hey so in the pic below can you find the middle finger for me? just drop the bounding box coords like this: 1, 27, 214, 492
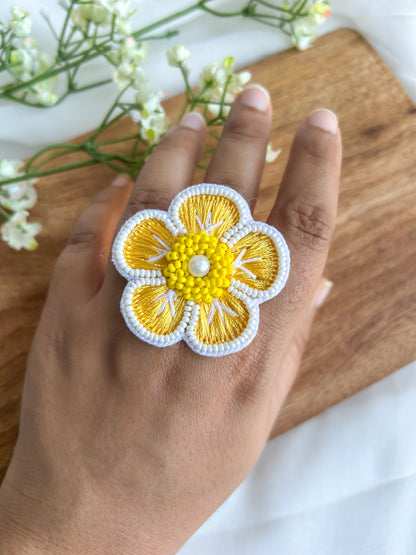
204, 85, 272, 207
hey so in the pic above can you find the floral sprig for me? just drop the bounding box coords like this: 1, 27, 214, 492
0, 0, 330, 251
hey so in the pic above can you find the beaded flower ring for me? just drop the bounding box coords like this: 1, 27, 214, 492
112, 184, 290, 357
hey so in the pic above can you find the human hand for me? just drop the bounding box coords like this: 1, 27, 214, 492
0, 86, 341, 554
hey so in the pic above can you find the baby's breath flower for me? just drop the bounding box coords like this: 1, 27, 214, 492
8, 37, 57, 105
112, 37, 148, 90
291, 17, 316, 50
198, 61, 220, 93
9, 6, 32, 38
290, 0, 331, 50
100, 0, 133, 19
1, 210, 41, 251
71, 0, 133, 34
0, 158, 24, 179
0, 159, 38, 211
198, 57, 252, 116
265, 143, 281, 163
141, 90, 164, 116
166, 44, 190, 68
34, 86, 58, 107
0, 181, 37, 211
140, 111, 168, 145
309, 0, 331, 25
71, 5, 112, 31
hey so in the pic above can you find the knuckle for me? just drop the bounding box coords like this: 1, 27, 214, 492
206, 168, 244, 192
227, 345, 270, 408
298, 127, 339, 164
225, 113, 267, 144
53, 249, 75, 278
127, 187, 173, 213
279, 199, 334, 251
66, 228, 98, 249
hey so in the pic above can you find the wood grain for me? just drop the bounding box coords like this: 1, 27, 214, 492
1, 29, 415, 479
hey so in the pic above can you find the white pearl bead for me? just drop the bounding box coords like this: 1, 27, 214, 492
188, 254, 210, 278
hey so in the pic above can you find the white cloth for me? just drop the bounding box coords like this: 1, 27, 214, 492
180, 360, 416, 555
1, 2, 415, 553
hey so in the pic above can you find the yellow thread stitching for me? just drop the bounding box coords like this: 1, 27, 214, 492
194, 290, 249, 344
178, 194, 240, 237
123, 218, 175, 270
131, 284, 186, 334
230, 232, 279, 290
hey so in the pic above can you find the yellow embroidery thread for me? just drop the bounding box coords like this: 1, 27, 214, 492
178, 194, 240, 237
230, 231, 279, 290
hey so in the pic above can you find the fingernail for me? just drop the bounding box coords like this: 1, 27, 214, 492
239, 84, 270, 112
112, 174, 130, 187
315, 278, 333, 308
180, 111, 206, 131
308, 108, 338, 134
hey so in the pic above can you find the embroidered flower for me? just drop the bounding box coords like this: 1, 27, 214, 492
112, 184, 290, 356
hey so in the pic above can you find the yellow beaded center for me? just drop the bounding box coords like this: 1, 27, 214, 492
163, 230, 234, 304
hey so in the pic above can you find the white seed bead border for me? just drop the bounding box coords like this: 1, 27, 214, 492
169, 183, 252, 235
112, 209, 180, 280
225, 221, 291, 303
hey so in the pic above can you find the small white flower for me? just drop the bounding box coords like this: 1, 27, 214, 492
198, 57, 252, 116
0, 158, 39, 212
115, 16, 131, 35
100, 0, 132, 19
291, 17, 316, 50
166, 44, 190, 68
112, 37, 148, 90
141, 90, 164, 116
0, 181, 37, 211
0, 158, 24, 178
71, 5, 112, 31
1, 210, 41, 251
198, 61, 220, 92
140, 111, 168, 145
207, 102, 231, 118
265, 142, 281, 163
34, 87, 58, 106
10, 6, 32, 38
308, 0, 331, 25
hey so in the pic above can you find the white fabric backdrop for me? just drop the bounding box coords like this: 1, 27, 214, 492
1, 2, 415, 553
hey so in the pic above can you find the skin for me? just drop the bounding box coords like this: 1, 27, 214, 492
0, 86, 342, 554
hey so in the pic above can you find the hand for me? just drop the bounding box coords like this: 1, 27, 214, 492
0, 86, 341, 554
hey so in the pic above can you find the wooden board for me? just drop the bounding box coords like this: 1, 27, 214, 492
1, 29, 415, 479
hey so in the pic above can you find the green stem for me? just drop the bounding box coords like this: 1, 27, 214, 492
58, 1, 74, 56
179, 64, 195, 99
0, 52, 102, 99
31, 148, 83, 172
25, 143, 80, 173
73, 78, 113, 93
198, 5, 246, 17
0, 205, 11, 220
132, 2, 202, 40
96, 133, 140, 146
0, 160, 99, 187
